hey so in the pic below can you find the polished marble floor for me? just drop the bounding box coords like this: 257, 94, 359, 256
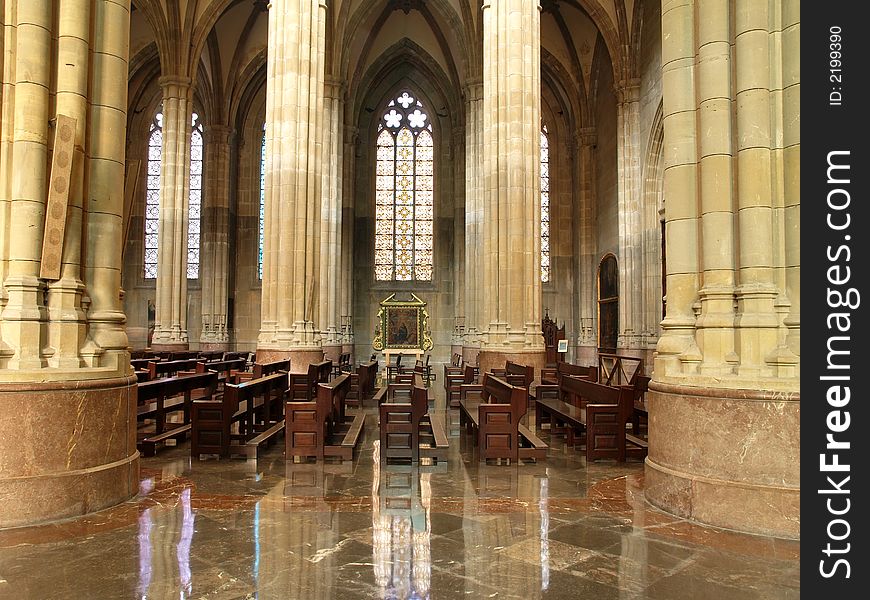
0, 388, 800, 600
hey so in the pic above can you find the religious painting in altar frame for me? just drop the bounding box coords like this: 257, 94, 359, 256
372, 293, 433, 351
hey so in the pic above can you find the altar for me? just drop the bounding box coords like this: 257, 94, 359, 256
372, 293, 432, 375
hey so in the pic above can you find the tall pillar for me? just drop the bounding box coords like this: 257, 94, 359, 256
574, 128, 597, 365
646, 0, 799, 538
615, 79, 643, 355
463, 79, 483, 364
339, 125, 358, 356
200, 125, 232, 350
151, 76, 193, 350
258, 0, 326, 370
452, 125, 466, 355
319, 77, 343, 362
0, 0, 137, 528
478, 0, 545, 376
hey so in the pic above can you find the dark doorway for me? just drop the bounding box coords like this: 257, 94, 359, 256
598, 255, 618, 353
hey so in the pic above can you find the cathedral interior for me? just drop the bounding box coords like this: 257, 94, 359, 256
0, 0, 800, 597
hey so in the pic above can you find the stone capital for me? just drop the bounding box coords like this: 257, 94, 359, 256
614, 78, 641, 103
207, 124, 233, 145
158, 75, 193, 98
463, 79, 483, 102
324, 76, 345, 100
575, 127, 597, 148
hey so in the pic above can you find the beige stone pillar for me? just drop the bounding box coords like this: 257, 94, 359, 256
151, 76, 192, 349
463, 80, 483, 363
478, 0, 545, 376
258, 0, 326, 370
0, 0, 137, 528
452, 125, 466, 351
646, 0, 799, 538
694, 0, 737, 375
733, 0, 779, 377
200, 125, 232, 350
339, 124, 357, 355
319, 77, 343, 362
654, 0, 701, 377
615, 79, 643, 354
574, 128, 597, 365
780, 0, 800, 366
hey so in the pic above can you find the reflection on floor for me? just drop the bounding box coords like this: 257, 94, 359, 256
0, 391, 800, 600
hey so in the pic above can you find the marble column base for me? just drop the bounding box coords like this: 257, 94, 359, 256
644, 381, 800, 539
0, 376, 139, 529
462, 345, 480, 366
477, 349, 547, 379
256, 348, 325, 374
198, 342, 229, 353
321, 344, 342, 364
150, 342, 189, 352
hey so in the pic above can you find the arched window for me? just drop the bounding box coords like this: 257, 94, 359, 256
144, 111, 162, 279
258, 124, 266, 280
143, 108, 204, 280
540, 125, 550, 283
187, 113, 203, 279
374, 91, 434, 281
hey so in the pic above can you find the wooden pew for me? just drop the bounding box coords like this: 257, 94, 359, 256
458, 373, 547, 462
190, 372, 288, 459
446, 363, 477, 408
379, 378, 448, 463
168, 351, 198, 361
357, 359, 378, 400
287, 360, 332, 402
285, 373, 365, 461
147, 358, 200, 380
197, 350, 225, 362
540, 361, 598, 386
195, 358, 247, 388
137, 372, 218, 456
534, 375, 646, 462
229, 358, 289, 384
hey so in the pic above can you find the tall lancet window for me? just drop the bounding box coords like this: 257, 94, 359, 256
144, 111, 163, 279
374, 91, 434, 281
187, 113, 203, 279
143, 109, 204, 279
540, 125, 551, 283
540, 125, 551, 282
259, 125, 266, 280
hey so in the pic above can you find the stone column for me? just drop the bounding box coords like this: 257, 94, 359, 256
0, 0, 137, 528
452, 125, 465, 354
258, 0, 326, 370
477, 0, 545, 376
780, 0, 800, 367
732, 0, 779, 377
574, 128, 597, 366
200, 125, 232, 350
319, 77, 343, 363
462, 79, 483, 365
646, 0, 799, 539
151, 76, 193, 350
615, 79, 643, 355
339, 125, 358, 357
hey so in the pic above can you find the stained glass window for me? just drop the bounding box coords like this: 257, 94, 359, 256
187, 113, 203, 279
375, 91, 434, 281
144, 112, 163, 279
259, 125, 266, 280
143, 109, 204, 280
541, 125, 550, 283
